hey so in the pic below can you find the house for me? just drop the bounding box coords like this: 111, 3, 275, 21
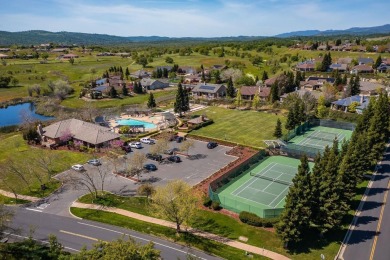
187, 115, 209, 127
358, 57, 374, 65
0, 48, 10, 52
280, 89, 322, 102
300, 76, 335, 91
350, 64, 374, 74
240, 86, 270, 101
331, 46, 344, 51
377, 63, 390, 73
329, 63, 348, 72
61, 53, 79, 59
130, 70, 151, 79
38, 119, 120, 148
317, 45, 328, 51
177, 66, 197, 75
97, 52, 114, 56
359, 80, 386, 96
51, 48, 69, 53
0, 54, 9, 59
296, 61, 315, 71
331, 95, 369, 112
264, 76, 280, 88
191, 83, 226, 99
337, 57, 353, 64
140, 78, 169, 90
183, 74, 201, 84
114, 53, 130, 57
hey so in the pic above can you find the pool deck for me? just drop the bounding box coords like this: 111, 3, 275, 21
108, 113, 165, 132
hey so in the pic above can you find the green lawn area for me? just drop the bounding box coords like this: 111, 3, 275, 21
190, 107, 286, 148
0, 134, 92, 197
0, 194, 30, 204
70, 208, 267, 260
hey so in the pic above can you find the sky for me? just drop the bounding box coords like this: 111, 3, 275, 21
0, 0, 389, 37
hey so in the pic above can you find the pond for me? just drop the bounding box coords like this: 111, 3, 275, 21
0, 102, 54, 127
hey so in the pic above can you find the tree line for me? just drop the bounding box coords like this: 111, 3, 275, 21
277, 92, 390, 248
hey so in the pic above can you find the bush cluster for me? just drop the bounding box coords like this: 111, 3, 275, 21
239, 211, 279, 228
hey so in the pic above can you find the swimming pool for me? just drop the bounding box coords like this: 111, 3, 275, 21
116, 118, 157, 129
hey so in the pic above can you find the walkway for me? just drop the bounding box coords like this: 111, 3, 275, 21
72, 201, 290, 260
0, 189, 40, 202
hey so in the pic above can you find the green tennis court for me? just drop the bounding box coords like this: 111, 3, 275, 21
214, 156, 312, 218
289, 126, 353, 150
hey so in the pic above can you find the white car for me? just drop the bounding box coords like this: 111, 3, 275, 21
130, 142, 143, 149
140, 137, 155, 144
71, 164, 85, 171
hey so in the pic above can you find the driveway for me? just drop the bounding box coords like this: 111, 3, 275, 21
25, 139, 236, 217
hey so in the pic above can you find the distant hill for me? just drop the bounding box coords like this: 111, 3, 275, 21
275, 24, 390, 38
0, 24, 390, 45
0, 30, 265, 46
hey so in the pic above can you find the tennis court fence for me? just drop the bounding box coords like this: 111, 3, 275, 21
281, 143, 323, 159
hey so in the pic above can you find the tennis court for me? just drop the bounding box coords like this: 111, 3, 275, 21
213, 156, 312, 218
288, 126, 353, 150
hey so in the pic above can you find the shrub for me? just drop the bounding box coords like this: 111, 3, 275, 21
211, 201, 221, 210
202, 196, 212, 207
239, 211, 263, 227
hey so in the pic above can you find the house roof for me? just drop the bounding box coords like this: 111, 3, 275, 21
130, 70, 150, 77
42, 118, 119, 145
93, 85, 109, 92
332, 95, 369, 107
281, 89, 322, 100
187, 116, 207, 125
306, 76, 335, 83
296, 63, 315, 70
0, 54, 9, 58
192, 83, 225, 93
140, 78, 169, 86
351, 64, 374, 72
358, 57, 374, 64
329, 63, 348, 70
360, 81, 386, 92
240, 86, 271, 97
337, 57, 352, 64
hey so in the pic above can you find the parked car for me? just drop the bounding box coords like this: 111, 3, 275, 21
143, 163, 157, 171
140, 137, 155, 144
163, 148, 180, 155
167, 155, 181, 163
130, 142, 142, 149
71, 164, 85, 171
146, 153, 162, 162
207, 142, 218, 149
87, 159, 101, 166
122, 145, 132, 153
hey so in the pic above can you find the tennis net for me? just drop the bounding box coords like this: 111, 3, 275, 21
306, 132, 338, 142
250, 172, 293, 186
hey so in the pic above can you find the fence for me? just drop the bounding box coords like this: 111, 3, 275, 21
281, 143, 323, 159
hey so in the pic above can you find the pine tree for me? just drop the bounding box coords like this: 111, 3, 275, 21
174, 83, 184, 117
309, 153, 323, 223
235, 88, 242, 107
122, 84, 128, 96
262, 71, 269, 81
109, 86, 117, 98
125, 67, 130, 78
342, 74, 348, 85
374, 55, 382, 69
316, 95, 328, 118
226, 77, 235, 98
147, 93, 156, 108
252, 92, 260, 110
270, 81, 279, 103
285, 109, 295, 132
273, 119, 283, 138
182, 87, 190, 113
277, 155, 312, 247
351, 75, 360, 96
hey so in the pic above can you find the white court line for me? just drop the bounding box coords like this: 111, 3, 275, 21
234, 192, 278, 207
241, 186, 279, 197
268, 185, 290, 208
230, 162, 276, 196
231, 163, 276, 197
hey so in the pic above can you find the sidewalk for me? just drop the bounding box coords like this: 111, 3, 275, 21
0, 189, 40, 202
72, 201, 290, 260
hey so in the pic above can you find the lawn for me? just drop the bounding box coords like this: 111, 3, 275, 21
0, 194, 30, 204
190, 107, 286, 148
70, 208, 267, 260
0, 134, 92, 197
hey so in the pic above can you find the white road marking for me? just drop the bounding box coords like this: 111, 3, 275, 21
25, 208, 43, 212
77, 222, 207, 260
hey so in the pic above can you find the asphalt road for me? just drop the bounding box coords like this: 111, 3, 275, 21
342, 144, 390, 260
7, 207, 222, 260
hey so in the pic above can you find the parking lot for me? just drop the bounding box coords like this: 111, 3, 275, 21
117, 138, 237, 186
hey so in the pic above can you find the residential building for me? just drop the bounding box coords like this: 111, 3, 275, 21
280, 89, 322, 102
350, 64, 374, 74
240, 86, 270, 101
331, 95, 369, 112
296, 61, 315, 72
329, 63, 348, 72
191, 83, 226, 99
130, 70, 151, 79
358, 57, 374, 65
140, 78, 169, 90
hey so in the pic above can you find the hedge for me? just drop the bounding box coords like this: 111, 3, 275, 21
239, 211, 279, 228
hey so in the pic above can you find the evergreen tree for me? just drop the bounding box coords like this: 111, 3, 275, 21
174, 83, 184, 116
342, 74, 348, 85
125, 67, 130, 78
122, 84, 128, 96
235, 88, 242, 107
374, 55, 382, 69
351, 75, 360, 96
309, 153, 323, 223
277, 155, 312, 247
270, 81, 279, 103
182, 87, 190, 113
262, 71, 269, 81
316, 95, 328, 118
147, 93, 156, 108
226, 77, 235, 98
285, 109, 296, 132
252, 92, 260, 110
109, 86, 117, 98
273, 119, 283, 138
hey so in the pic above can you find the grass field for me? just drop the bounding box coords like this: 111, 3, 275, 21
0, 194, 30, 204
190, 107, 286, 148
0, 133, 92, 196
